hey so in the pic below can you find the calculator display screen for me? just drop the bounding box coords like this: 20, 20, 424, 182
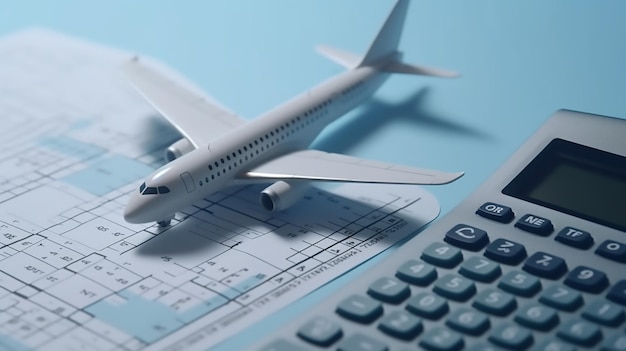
503, 138, 626, 232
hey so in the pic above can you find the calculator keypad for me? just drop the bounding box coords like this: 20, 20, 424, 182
259, 200, 626, 351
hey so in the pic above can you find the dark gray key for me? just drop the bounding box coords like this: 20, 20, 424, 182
498, 270, 541, 297
260, 339, 310, 351
564, 265, 609, 293
459, 256, 501, 282
602, 332, 626, 351
377, 310, 422, 340
395, 260, 437, 286
433, 274, 476, 301
336, 294, 383, 323
514, 303, 558, 330
581, 299, 625, 326
472, 288, 516, 316
444, 224, 489, 251
367, 277, 410, 304
488, 323, 533, 350
296, 316, 342, 347
405, 292, 449, 319
556, 318, 602, 347
336, 333, 388, 351
531, 338, 575, 351
419, 327, 464, 351
538, 285, 583, 311
421, 242, 463, 268
445, 307, 490, 336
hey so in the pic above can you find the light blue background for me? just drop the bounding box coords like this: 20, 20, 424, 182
2, 1, 626, 350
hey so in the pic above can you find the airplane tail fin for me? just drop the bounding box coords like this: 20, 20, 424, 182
317, 0, 459, 78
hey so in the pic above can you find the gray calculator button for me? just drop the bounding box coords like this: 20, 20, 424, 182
467, 343, 505, 351
296, 316, 342, 347
419, 327, 464, 351
405, 292, 449, 319
377, 310, 422, 340
498, 270, 541, 297
445, 307, 490, 336
421, 242, 463, 268
336, 294, 383, 323
395, 260, 437, 286
459, 256, 501, 282
603, 332, 626, 351
581, 299, 625, 326
433, 274, 476, 301
367, 277, 410, 304
538, 285, 583, 311
336, 333, 388, 351
488, 323, 533, 350
472, 288, 517, 316
260, 339, 310, 351
531, 338, 575, 351
556, 318, 602, 347
514, 303, 559, 330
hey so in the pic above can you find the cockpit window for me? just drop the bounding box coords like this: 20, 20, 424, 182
158, 186, 170, 194
139, 182, 146, 193
143, 187, 158, 195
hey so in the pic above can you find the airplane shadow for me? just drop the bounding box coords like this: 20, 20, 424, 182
312, 87, 494, 154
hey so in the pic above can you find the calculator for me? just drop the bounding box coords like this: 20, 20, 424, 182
255, 110, 626, 351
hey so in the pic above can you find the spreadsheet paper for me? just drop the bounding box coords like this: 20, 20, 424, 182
0, 29, 440, 351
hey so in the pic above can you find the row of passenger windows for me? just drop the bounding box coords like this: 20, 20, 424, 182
197, 99, 333, 188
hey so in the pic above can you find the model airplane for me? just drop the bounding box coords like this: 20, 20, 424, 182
123, 0, 463, 226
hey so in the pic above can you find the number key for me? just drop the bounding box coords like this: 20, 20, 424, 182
433, 274, 476, 302
297, 316, 342, 346
459, 257, 501, 282
367, 277, 410, 304
336, 294, 383, 323
498, 270, 541, 297
539, 285, 583, 311
522, 251, 567, 279
472, 288, 517, 316
421, 242, 462, 268
395, 260, 437, 286
484, 238, 527, 265
564, 266, 609, 293
595, 239, 626, 263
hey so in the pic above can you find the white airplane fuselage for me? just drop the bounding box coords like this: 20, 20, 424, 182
124, 62, 391, 223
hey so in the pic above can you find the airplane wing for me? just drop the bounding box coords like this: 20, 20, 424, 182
121, 58, 245, 148
239, 150, 463, 185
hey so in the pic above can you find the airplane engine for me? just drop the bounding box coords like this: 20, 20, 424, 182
165, 138, 194, 162
260, 181, 309, 212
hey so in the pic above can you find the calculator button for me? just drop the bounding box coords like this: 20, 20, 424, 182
564, 266, 609, 293
556, 318, 602, 347
488, 323, 533, 350
336, 294, 383, 323
421, 242, 463, 268
607, 280, 626, 305
531, 338, 576, 351
555, 226, 594, 249
514, 303, 559, 331
459, 256, 501, 282
484, 238, 527, 265
377, 310, 422, 340
395, 260, 437, 286
445, 308, 490, 336
476, 202, 514, 223
522, 252, 567, 279
538, 285, 583, 312
581, 298, 625, 326
595, 239, 626, 263
336, 333, 387, 351
498, 271, 541, 297
296, 316, 342, 347
515, 214, 554, 236
472, 288, 517, 316
367, 277, 410, 304
444, 224, 489, 251
260, 339, 310, 351
433, 274, 476, 302
405, 292, 449, 320
419, 327, 464, 351
603, 332, 626, 351
466, 343, 505, 351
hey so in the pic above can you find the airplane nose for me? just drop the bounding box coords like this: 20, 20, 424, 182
123, 194, 148, 224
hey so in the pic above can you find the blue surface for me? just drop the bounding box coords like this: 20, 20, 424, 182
2, 1, 626, 350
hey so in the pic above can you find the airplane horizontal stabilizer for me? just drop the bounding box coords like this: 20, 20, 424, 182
315, 45, 362, 69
